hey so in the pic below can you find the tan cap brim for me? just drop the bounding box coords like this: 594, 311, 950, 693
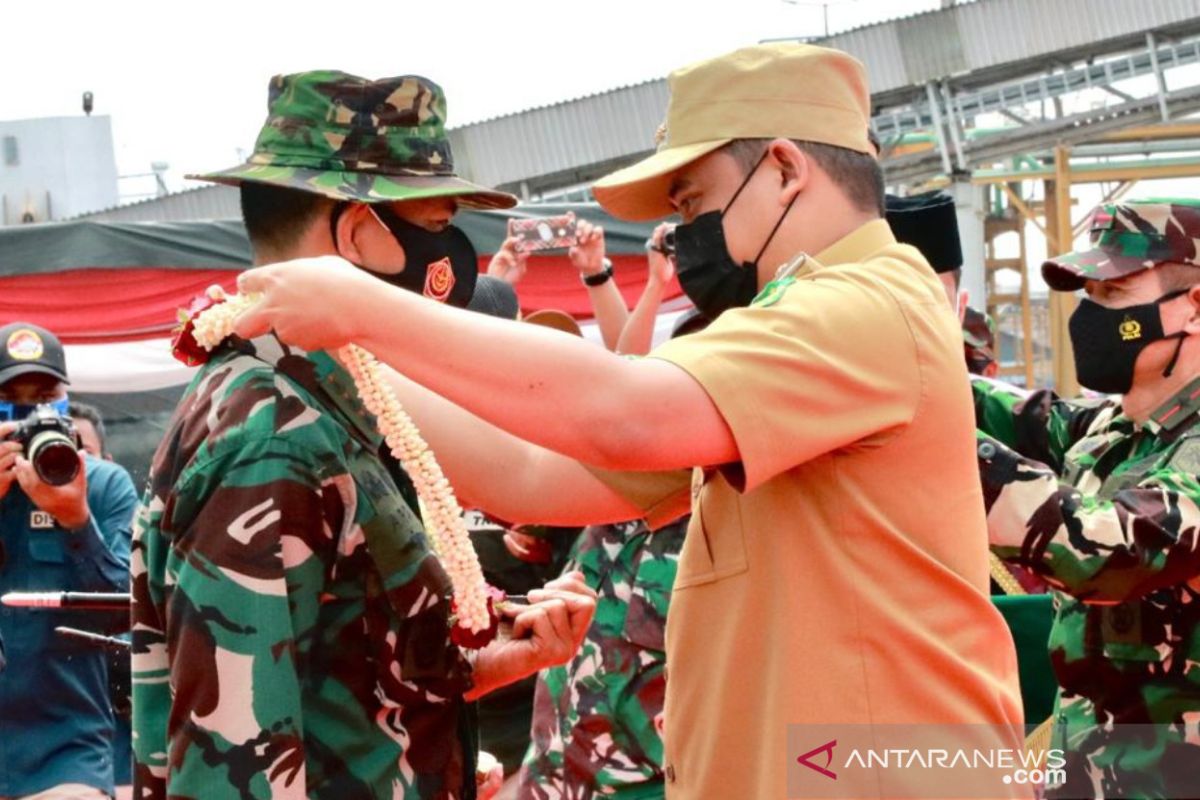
593, 139, 731, 221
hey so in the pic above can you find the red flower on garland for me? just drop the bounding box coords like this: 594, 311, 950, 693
171, 292, 228, 366
450, 585, 506, 649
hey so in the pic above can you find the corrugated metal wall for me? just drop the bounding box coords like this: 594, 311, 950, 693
447, 0, 1200, 191
79, 185, 239, 222
80, 0, 1200, 212
450, 80, 669, 191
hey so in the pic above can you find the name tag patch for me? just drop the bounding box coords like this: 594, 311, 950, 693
30, 511, 56, 529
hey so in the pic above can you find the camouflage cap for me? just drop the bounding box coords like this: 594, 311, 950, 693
190, 71, 517, 209
962, 306, 996, 351
962, 307, 998, 377
1042, 198, 1200, 291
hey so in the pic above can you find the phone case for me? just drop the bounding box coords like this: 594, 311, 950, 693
510, 214, 578, 252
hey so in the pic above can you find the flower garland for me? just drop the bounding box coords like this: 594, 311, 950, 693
177, 286, 498, 646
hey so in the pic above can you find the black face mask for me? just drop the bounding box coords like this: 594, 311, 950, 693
332, 203, 479, 308
1069, 289, 1190, 395
673, 153, 799, 320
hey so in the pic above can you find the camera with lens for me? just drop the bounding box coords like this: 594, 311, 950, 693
646, 227, 676, 257
4, 405, 80, 486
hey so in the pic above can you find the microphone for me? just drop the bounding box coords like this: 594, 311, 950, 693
55, 627, 130, 651
1, 592, 131, 611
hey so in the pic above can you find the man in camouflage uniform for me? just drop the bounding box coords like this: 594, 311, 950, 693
517, 519, 686, 800
515, 307, 705, 800
974, 199, 1200, 798
963, 307, 999, 377
131, 71, 595, 799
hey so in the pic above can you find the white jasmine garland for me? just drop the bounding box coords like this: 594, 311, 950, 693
188, 286, 493, 635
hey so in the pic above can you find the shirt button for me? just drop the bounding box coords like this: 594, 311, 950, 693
977, 441, 996, 459
665, 765, 676, 783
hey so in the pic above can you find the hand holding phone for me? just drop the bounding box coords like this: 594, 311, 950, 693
509, 212, 579, 252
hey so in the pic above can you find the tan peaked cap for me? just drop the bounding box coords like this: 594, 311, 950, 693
593, 43, 873, 221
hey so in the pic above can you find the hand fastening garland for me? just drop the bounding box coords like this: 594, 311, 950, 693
176, 286, 497, 646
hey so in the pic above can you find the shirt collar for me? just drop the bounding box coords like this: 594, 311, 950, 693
812, 218, 898, 267
247, 334, 384, 449
1144, 375, 1200, 437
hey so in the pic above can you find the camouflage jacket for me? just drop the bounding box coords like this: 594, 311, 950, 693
974, 376, 1200, 798
131, 335, 475, 799
517, 519, 687, 800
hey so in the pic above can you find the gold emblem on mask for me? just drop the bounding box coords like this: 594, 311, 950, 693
1119, 317, 1142, 341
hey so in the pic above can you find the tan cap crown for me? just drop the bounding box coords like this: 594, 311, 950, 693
593, 43, 872, 221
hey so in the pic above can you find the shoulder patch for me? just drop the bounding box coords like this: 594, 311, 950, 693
751, 276, 797, 308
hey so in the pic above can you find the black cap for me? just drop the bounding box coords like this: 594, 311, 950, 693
467, 275, 520, 320
0, 322, 69, 386
885, 191, 963, 274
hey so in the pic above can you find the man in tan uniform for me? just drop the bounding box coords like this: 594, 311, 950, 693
235, 44, 1025, 798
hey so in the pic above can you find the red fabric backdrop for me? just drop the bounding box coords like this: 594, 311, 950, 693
0, 255, 682, 344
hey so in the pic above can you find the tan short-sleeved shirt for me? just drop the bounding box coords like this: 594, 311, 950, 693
605, 220, 1024, 799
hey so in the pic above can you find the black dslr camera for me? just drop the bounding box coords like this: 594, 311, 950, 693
646, 228, 676, 257
4, 405, 80, 485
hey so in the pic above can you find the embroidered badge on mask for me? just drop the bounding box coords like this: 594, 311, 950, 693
423, 258, 455, 303
30, 511, 55, 529
1119, 316, 1142, 341
751, 276, 797, 308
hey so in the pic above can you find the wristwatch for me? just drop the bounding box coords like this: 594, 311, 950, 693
582, 258, 614, 287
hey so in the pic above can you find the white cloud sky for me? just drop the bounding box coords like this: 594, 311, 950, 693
0, 0, 951, 195
2, 0, 1195, 233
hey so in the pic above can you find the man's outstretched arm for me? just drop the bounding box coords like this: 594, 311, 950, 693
235, 257, 739, 473
380, 366, 691, 527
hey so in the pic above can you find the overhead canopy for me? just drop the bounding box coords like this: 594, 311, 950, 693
0, 205, 681, 343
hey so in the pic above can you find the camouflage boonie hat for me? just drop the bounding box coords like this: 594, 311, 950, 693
190, 71, 517, 209
1042, 198, 1200, 291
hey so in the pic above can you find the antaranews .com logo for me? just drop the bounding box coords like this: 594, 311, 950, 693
787, 725, 1063, 799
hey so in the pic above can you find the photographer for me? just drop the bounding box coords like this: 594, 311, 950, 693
616, 223, 683, 355
0, 322, 136, 800
489, 217, 631, 352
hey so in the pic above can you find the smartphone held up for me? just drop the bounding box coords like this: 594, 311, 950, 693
509, 212, 579, 253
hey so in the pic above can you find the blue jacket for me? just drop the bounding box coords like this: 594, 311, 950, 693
0, 455, 136, 796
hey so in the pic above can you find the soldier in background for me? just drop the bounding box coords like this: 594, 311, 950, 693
962, 310, 999, 378
516, 517, 684, 800
516, 285, 703, 800
974, 199, 1200, 797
